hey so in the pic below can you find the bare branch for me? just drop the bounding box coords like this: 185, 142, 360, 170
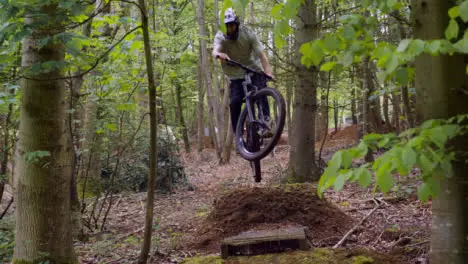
333, 201, 382, 248
19, 26, 142, 82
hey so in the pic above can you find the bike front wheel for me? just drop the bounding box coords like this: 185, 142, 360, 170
251, 160, 261, 182
235, 87, 286, 161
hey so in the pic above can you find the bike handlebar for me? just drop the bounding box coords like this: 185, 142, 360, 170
217, 57, 273, 81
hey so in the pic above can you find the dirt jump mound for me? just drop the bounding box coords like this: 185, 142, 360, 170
194, 184, 353, 249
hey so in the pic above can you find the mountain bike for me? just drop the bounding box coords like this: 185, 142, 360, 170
226, 59, 286, 182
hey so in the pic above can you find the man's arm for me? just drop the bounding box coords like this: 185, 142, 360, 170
259, 51, 273, 79
249, 27, 274, 79
213, 32, 230, 61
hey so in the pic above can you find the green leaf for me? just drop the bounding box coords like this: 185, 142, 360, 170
428, 126, 448, 148
232, 0, 248, 13
386, 54, 399, 73
395, 68, 409, 84
377, 136, 390, 148
357, 168, 372, 187
328, 151, 343, 173
130, 40, 143, 51
427, 40, 442, 55
332, 63, 345, 75
0, 54, 15, 62
418, 153, 433, 174
387, 0, 397, 8
323, 35, 340, 52
116, 103, 136, 111
417, 183, 431, 202
440, 157, 453, 178
460, 1, 468, 22
274, 23, 287, 48
442, 124, 459, 139
453, 36, 468, 53
341, 150, 353, 169
445, 19, 459, 40
283, 0, 301, 18
402, 146, 417, 173
320, 61, 336, 72
362, 0, 373, 7
343, 25, 355, 41
409, 39, 425, 57
105, 123, 118, 132
343, 51, 354, 67
318, 169, 332, 197
301, 42, 324, 66
333, 173, 346, 191
396, 39, 411, 52
421, 119, 443, 129
277, 19, 291, 35
448, 6, 460, 19
363, 133, 383, 145
376, 162, 394, 193
270, 4, 283, 20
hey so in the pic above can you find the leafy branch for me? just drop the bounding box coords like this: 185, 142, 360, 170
318, 115, 468, 201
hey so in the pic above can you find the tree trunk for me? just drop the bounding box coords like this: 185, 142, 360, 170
401, 85, 414, 128
175, 82, 190, 152
315, 94, 327, 141
286, 76, 293, 137
81, 100, 103, 198
369, 63, 384, 133
196, 53, 205, 152
350, 68, 358, 125
13, 3, 77, 263
383, 93, 392, 132
333, 99, 339, 132
351, 91, 358, 126
220, 77, 233, 164
221, 115, 234, 164
412, 1, 468, 263
315, 72, 328, 141
196, 0, 221, 157
394, 8, 415, 129
361, 57, 374, 162
392, 92, 401, 134
0, 65, 16, 204
288, 0, 320, 182
70, 17, 93, 241
137, 0, 158, 262
286, 32, 295, 138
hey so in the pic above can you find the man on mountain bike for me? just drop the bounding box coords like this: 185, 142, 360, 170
212, 8, 274, 136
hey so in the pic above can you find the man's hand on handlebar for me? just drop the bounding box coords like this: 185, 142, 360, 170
215, 52, 230, 62
264, 71, 275, 81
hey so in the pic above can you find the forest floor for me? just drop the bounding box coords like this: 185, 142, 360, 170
0, 126, 431, 264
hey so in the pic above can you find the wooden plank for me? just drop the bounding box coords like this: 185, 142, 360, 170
221, 227, 309, 258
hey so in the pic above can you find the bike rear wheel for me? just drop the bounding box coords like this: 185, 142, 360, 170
235, 87, 286, 161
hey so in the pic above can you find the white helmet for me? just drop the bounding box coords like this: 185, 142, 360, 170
224, 8, 238, 24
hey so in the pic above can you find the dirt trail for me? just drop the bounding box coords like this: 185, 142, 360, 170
0, 127, 431, 263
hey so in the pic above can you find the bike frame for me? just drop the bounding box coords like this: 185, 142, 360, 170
227, 59, 270, 128
242, 73, 258, 124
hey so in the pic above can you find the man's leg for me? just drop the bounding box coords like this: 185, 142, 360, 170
252, 74, 270, 121
229, 79, 245, 133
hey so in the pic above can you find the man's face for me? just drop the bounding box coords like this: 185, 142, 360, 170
226, 22, 237, 36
